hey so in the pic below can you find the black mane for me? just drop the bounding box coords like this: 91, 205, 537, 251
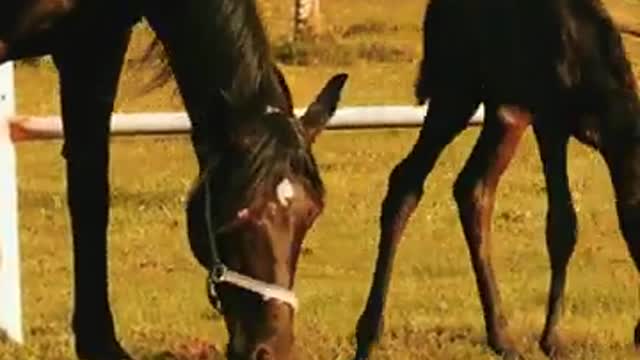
209, 0, 288, 112
210, 114, 324, 212
142, 0, 290, 117
142, 0, 324, 202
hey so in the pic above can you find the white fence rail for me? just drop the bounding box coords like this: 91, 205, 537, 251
0, 60, 486, 345
9, 105, 485, 141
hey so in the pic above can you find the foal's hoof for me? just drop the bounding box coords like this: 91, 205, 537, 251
353, 315, 384, 360
353, 333, 376, 360
353, 345, 374, 360
539, 337, 567, 359
488, 335, 523, 360
538, 333, 570, 359
502, 350, 524, 360
76, 339, 133, 360
635, 322, 640, 349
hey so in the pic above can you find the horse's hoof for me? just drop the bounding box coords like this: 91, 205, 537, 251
634, 322, 640, 349
539, 332, 570, 359
488, 334, 523, 360
353, 347, 371, 360
353, 315, 383, 360
76, 339, 133, 360
502, 350, 524, 360
353, 338, 374, 360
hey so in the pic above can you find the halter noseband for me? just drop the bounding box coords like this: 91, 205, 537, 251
203, 153, 299, 313
206, 263, 299, 311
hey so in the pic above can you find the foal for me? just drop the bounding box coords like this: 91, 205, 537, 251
355, 0, 640, 358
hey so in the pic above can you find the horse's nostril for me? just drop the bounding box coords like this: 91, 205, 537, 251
253, 345, 275, 360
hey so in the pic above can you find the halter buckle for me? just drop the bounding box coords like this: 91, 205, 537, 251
207, 264, 227, 312
209, 263, 227, 283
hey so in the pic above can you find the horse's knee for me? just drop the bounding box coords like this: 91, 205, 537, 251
545, 205, 578, 260
387, 157, 425, 194
454, 175, 494, 250
453, 175, 485, 218
186, 186, 212, 268
380, 160, 425, 225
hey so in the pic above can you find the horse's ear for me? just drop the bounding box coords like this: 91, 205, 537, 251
299, 73, 348, 144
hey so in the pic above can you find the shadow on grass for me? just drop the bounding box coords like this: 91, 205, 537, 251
138, 350, 223, 360
136, 343, 224, 360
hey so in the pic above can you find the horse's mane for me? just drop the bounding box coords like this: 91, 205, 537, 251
138, 0, 289, 114
136, 0, 324, 199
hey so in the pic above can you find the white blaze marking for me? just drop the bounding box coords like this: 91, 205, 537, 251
265, 105, 282, 115
276, 178, 295, 206
237, 208, 250, 220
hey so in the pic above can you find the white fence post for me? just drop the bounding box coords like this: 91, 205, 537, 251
293, 0, 322, 40
0, 61, 23, 344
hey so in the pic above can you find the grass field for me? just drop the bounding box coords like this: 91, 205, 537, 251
3, 0, 640, 359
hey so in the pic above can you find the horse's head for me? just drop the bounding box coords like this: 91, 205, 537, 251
186, 72, 348, 359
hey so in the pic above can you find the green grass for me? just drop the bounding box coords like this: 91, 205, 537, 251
2, 129, 639, 359
3, 0, 640, 359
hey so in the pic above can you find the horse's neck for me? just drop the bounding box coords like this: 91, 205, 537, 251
144, 0, 281, 133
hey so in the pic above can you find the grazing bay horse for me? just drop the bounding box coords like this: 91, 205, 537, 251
1, 1, 348, 359
354, 0, 640, 358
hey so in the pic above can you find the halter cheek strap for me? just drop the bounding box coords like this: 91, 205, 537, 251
203, 176, 299, 312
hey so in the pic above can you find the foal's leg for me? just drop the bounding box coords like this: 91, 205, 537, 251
603, 142, 640, 351
354, 94, 480, 359
453, 105, 531, 358
53, 29, 131, 360
533, 124, 577, 357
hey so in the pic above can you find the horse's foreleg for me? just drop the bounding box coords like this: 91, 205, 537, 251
453, 105, 530, 359
533, 123, 577, 357
53, 28, 131, 360
354, 94, 479, 359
